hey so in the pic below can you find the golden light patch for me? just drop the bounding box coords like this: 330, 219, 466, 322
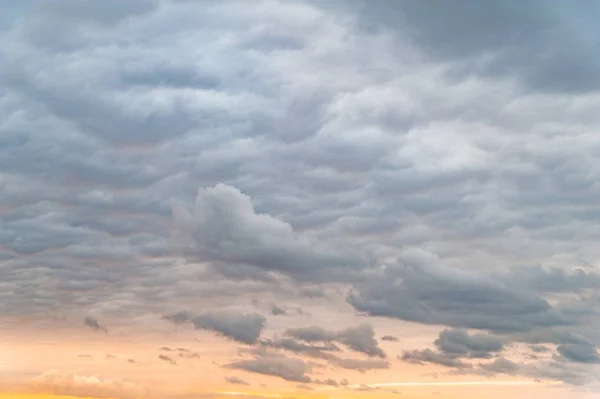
0, 394, 119, 399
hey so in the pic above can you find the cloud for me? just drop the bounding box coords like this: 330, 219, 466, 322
225, 376, 250, 386
191, 310, 266, 345
348, 248, 577, 333
399, 328, 504, 370
260, 337, 340, 357
330, 358, 389, 372
31, 369, 141, 399
434, 329, 504, 359
227, 352, 313, 383
499, 266, 600, 294
172, 183, 371, 281
271, 305, 288, 316
285, 323, 386, 358
162, 311, 193, 325
347, 0, 600, 94
401, 349, 472, 369
336, 324, 387, 358
381, 335, 399, 342
2, 0, 600, 392
163, 309, 267, 345
530, 345, 550, 353
35, 0, 158, 27
285, 326, 337, 343
470, 358, 595, 386
83, 316, 107, 333
479, 357, 520, 375
557, 344, 600, 364
158, 354, 176, 365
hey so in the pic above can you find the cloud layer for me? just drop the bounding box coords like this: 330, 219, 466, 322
1, 0, 600, 396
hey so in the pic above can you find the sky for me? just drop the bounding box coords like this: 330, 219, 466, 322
0, 0, 600, 398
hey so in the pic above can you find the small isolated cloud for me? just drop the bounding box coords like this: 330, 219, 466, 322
381, 335, 399, 342
271, 305, 288, 316
158, 354, 176, 365
31, 369, 140, 399
225, 376, 250, 385
84, 316, 107, 333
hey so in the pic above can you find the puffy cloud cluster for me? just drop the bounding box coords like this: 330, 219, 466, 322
31, 369, 141, 399
173, 184, 371, 282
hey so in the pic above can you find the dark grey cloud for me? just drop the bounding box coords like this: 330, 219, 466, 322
557, 344, 600, 364
434, 329, 504, 359
348, 248, 577, 333
346, 0, 600, 93
190, 310, 266, 345
163, 310, 267, 346
271, 305, 288, 316
381, 335, 398, 342
83, 316, 107, 333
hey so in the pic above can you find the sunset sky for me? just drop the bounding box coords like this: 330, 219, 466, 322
1, 1, 600, 398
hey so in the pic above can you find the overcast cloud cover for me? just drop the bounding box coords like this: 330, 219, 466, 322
1, 0, 600, 398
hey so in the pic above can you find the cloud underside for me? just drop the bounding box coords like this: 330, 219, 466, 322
1, 0, 600, 391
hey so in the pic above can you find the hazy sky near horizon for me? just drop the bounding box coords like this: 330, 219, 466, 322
1, 1, 600, 398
